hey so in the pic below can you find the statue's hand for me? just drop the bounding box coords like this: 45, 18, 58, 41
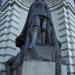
15, 35, 24, 48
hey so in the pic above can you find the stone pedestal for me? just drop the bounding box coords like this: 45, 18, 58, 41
11, 61, 67, 75
21, 61, 55, 75
6, 45, 67, 75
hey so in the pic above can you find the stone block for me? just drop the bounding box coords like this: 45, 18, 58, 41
21, 61, 55, 75
10, 61, 67, 75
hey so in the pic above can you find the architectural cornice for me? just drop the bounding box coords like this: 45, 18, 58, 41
0, 0, 14, 11
0, 0, 29, 11
17, 0, 62, 8
63, 1, 75, 14
0, 0, 75, 13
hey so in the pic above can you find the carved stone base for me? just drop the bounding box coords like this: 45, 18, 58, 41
11, 61, 67, 75
12, 61, 55, 75
22, 61, 55, 75
24, 45, 55, 61
5, 46, 67, 75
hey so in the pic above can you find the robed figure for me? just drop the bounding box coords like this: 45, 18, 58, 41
5, 0, 61, 75
16, 0, 60, 49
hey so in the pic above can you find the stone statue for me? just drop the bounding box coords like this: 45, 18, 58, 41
16, 0, 61, 48
16, 0, 61, 61
5, 0, 61, 75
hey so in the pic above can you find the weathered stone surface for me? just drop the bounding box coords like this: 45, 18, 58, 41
23, 46, 55, 61
61, 65, 67, 75
10, 61, 67, 75
21, 61, 55, 75
34, 46, 55, 61
0, 72, 6, 75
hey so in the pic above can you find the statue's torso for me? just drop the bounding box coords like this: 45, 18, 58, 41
33, 1, 48, 18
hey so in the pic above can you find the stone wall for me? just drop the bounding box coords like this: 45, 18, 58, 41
0, 0, 20, 72
50, 0, 75, 75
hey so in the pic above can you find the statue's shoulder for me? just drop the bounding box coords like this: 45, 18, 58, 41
30, 1, 36, 7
